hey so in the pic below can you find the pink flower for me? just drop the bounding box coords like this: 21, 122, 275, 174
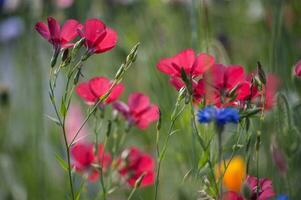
78, 18, 117, 55
201, 64, 251, 107
34, 16, 81, 51
294, 60, 301, 77
70, 143, 112, 182
65, 103, 88, 145
113, 92, 159, 129
157, 48, 214, 78
118, 147, 155, 187
76, 76, 124, 106
246, 175, 275, 200
222, 192, 244, 200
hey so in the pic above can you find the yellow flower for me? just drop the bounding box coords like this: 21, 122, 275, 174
215, 156, 246, 192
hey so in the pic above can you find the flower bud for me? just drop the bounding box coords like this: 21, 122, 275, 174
241, 182, 252, 199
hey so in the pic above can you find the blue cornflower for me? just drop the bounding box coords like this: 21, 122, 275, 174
197, 106, 216, 123
277, 194, 289, 200
197, 106, 240, 126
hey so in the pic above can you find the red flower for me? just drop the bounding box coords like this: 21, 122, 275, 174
246, 175, 275, 200
201, 64, 251, 107
34, 16, 81, 51
76, 76, 124, 105
113, 92, 159, 129
248, 73, 280, 110
294, 60, 301, 77
157, 48, 214, 78
70, 143, 112, 182
79, 18, 117, 55
118, 147, 155, 187
222, 192, 244, 200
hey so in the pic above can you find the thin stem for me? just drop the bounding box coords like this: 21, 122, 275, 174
189, 100, 219, 196
127, 187, 137, 200
217, 130, 223, 199
154, 102, 184, 200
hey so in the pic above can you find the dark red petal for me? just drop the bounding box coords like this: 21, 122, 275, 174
60, 19, 81, 44
83, 18, 106, 49
88, 77, 110, 98
70, 143, 95, 169
34, 22, 50, 40
94, 28, 118, 53
128, 92, 150, 114
76, 82, 97, 104
192, 53, 215, 76
294, 60, 301, 77
225, 65, 246, 90
106, 83, 124, 103
47, 17, 61, 44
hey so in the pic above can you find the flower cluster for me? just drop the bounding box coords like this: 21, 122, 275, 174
36, 16, 159, 193
157, 50, 280, 111
70, 142, 155, 186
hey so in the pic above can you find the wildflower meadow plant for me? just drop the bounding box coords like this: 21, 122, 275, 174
34, 14, 291, 200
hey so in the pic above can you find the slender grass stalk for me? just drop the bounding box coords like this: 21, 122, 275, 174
154, 97, 185, 200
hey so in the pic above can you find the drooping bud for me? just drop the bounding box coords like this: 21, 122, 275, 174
257, 61, 266, 85
270, 135, 288, 175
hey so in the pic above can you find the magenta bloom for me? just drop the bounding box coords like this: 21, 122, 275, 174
118, 147, 155, 187
70, 143, 112, 182
246, 175, 275, 200
76, 76, 124, 105
222, 192, 244, 200
79, 18, 117, 55
157, 48, 215, 78
200, 64, 251, 107
294, 60, 301, 77
34, 16, 81, 51
113, 92, 159, 129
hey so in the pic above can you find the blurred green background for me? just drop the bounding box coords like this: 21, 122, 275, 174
1, 0, 301, 199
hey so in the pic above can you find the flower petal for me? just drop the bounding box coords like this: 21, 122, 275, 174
34, 21, 50, 40
76, 81, 97, 104
94, 28, 118, 53
47, 17, 61, 44
60, 19, 81, 44
128, 92, 150, 114
192, 53, 215, 76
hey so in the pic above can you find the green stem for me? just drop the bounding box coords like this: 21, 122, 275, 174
154, 101, 184, 200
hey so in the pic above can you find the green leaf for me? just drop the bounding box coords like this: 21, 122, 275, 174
198, 150, 209, 170
60, 98, 67, 117
45, 115, 60, 125
55, 153, 68, 171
